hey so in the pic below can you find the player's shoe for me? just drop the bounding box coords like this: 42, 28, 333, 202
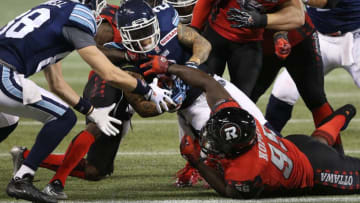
175, 162, 202, 187
318, 104, 357, 131
43, 179, 68, 200
10, 146, 26, 176
6, 174, 57, 203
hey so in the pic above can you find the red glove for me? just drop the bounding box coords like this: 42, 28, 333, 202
274, 32, 291, 60
140, 55, 170, 76
125, 50, 147, 62
180, 135, 201, 165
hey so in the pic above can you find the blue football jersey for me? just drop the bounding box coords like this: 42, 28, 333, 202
307, 0, 360, 34
148, 3, 192, 64
0, 0, 97, 77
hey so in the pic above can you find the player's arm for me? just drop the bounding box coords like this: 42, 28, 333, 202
177, 23, 212, 65
123, 71, 175, 117
302, 0, 340, 8
190, 0, 216, 31
167, 64, 230, 109
266, 0, 305, 30
44, 62, 81, 107
94, 22, 128, 64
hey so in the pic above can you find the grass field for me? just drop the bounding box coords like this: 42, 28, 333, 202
1, 1, 360, 202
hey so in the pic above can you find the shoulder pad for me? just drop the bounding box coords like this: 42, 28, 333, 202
68, 4, 97, 36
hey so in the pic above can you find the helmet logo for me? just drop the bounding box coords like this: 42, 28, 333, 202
221, 123, 241, 141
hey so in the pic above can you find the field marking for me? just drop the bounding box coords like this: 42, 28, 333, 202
17, 118, 360, 125
1, 149, 360, 158
2, 196, 359, 203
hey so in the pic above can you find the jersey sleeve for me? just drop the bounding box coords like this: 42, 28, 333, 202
190, 0, 215, 30
168, 4, 180, 26
67, 4, 97, 37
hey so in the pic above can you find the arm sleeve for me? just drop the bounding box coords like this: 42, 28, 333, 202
62, 26, 96, 49
190, 0, 215, 30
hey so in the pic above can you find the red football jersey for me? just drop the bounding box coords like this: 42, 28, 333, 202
262, 13, 315, 55
221, 120, 314, 196
191, 0, 289, 43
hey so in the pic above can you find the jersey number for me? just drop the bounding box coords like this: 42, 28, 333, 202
268, 144, 293, 179
0, 8, 50, 38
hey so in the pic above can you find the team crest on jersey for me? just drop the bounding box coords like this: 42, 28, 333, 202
160, 27, 178, 46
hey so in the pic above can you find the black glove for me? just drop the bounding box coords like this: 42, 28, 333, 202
227, 7, 267, 29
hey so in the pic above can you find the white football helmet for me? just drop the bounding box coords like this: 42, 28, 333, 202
163, 0, 197, 24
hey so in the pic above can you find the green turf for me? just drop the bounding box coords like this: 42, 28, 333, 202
1, 1, 360, 202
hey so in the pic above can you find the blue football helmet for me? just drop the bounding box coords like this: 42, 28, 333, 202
116, 0, 160, 53
200, 107, 257, 158
72, 0, 107, 26
163, 0, 197, 24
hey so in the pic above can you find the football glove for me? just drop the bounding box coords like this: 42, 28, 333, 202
180, 135, 201, 166
87, 103, 122, 136
227, 7, 267, 29
274, 31, 291, 60
140, 55, 172, 76
145, 78, 175, 113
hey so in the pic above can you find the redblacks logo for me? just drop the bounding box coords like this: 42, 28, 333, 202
160, 28, 177, 46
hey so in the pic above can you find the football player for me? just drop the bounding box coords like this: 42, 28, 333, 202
190, 0, 304, 97
145, 57, 360, 199
0, 0, 174, 202
10, 0, 272, 199
262, 0, 359, 135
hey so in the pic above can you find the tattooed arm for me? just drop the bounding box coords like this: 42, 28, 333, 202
124, 71, 176, 117
177, 24, 212, 65
94, 22, 128, 64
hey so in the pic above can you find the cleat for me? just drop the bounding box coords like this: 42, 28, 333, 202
43, 179, 68, 200
175, 162, 202, 187
6, 174, 57, 203
318, 104, 357, 131
10, 146, 26, 176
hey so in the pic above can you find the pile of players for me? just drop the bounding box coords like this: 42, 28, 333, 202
0, 0, 359, 202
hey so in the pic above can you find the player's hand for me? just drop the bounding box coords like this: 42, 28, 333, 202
125, 50, 147, 62
140, 55, 171, 76
274, 31, 291, 60
87, 103, 122, 136
180, 135, 201, 166
227, 7, 267, 29
145, 78, 176, 113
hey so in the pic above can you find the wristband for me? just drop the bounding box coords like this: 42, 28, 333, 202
185, 61, 199, 69
132, 79, 151, 96
74, 97, 92, 115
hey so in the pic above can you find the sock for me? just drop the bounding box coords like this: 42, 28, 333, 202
23, 149, 65, 172
0, 122, 18, 143
311, 102, 333, 127
265, 95, 293, 132
14, 164, 35, 179
50, 130, 95, 186
311, 115, 345, 146
23, 109, 76, 170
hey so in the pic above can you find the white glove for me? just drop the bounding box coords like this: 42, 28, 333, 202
87, 103, 122, 136
145, 78, 175, 113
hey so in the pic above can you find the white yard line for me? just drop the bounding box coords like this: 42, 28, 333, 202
17, 118, 360, 125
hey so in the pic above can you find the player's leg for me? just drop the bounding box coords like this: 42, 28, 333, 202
227, 41, 262, 97
0, 66, 76, 202
175, 93, 210, 187
286, 133, 360, 195
202, 26, 229, 77
42, 73, 127, 199
343, 30, 360, 88
0, 112, 19, 142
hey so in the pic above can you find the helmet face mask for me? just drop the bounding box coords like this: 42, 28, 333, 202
116, 0, 161, 53
200, 107, 257, 158
163, 0, 197, 24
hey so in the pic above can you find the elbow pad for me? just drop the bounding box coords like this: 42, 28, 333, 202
324, 0, 340, 9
